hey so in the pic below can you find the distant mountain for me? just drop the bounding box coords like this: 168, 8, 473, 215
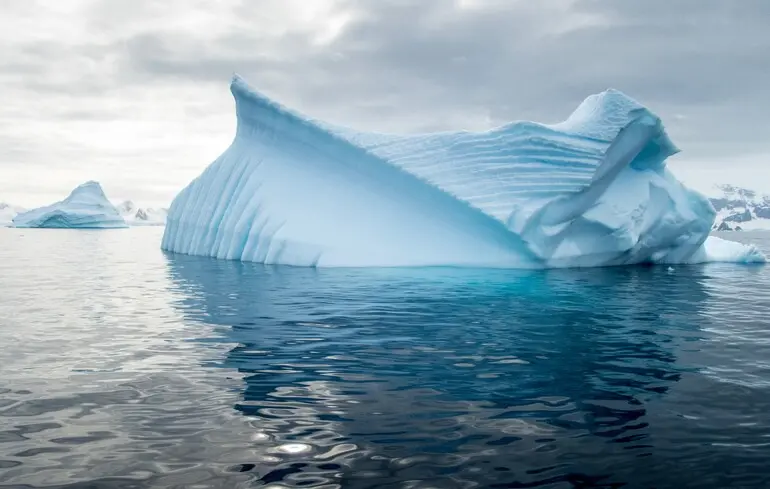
115, 200, 168, 226
0, 203, 25, 227
707, 185, 770, 231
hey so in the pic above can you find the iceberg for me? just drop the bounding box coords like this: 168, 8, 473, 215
13, 181, 128, 229
161, 75, 765, 268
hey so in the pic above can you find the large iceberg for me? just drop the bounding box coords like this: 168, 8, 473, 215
161, 75, 765, 268
13, 181, 128, 229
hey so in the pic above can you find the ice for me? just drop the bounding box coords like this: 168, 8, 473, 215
0, 203, 25, 227
687, 235, 765, 264
704, 184, 770, 231
116, 201, 168, 226
162, 75, 765, 268
13, 181, 128, 229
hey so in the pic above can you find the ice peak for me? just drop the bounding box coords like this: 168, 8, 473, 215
230, 73, 293, 115
230, 73, 313, 134
65, 181, 111, 206
76, 180, 102, 189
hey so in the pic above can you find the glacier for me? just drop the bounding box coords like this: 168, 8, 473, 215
13, 181, 128, 229
161, 75, 765, 268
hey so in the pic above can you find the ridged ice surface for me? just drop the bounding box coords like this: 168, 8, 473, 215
325, 92, 640, 224
13, 181, 128, 229
161, 75, 765, 267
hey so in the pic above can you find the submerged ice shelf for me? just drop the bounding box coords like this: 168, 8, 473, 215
161, 75, 765, 268
13, 181, 128, 229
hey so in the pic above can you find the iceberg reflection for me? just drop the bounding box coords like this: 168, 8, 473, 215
165, 254, 715, 486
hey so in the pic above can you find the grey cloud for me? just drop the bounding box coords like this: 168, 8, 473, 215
0, 40, 121, 95
1, 0, 770, 205
120, 33, 291, 83
108, 0, 770, 145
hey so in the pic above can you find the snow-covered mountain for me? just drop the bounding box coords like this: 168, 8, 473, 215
707, 185, 770, 231
0, 203, 25, 227
116, 200, 168, 226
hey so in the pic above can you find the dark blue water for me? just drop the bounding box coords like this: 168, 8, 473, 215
1, 228, 770, 488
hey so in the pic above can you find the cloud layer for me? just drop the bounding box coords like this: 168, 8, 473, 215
2, 0, 769, 206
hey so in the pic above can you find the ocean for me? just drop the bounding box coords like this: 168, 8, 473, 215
1, 227, 769, 488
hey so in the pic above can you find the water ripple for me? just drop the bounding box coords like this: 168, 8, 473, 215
0, 228, 769, 487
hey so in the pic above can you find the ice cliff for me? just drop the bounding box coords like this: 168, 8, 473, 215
161, 75, 765, 267
13, 181, 128, 229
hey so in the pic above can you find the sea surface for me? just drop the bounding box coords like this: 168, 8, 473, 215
1, 228, 770, 488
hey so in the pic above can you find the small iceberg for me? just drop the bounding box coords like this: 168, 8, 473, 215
13, 181, 128, 229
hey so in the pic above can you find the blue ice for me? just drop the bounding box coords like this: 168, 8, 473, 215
161, 75, 765, 268
13, 181, 128, 229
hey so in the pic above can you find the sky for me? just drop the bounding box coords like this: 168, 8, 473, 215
1, 0, 769, 207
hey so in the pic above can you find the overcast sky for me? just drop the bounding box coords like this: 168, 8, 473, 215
1, 0, 769, 207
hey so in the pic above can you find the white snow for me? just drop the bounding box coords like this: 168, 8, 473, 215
0, 203, 25, 227
116, 200, 168, 226
12, 181, 128, 229
691, 236, 765, 264
161, 75, 765, 268
720, 218, 770, 231
706, 184, 770, 231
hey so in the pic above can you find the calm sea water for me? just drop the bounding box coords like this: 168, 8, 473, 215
1, 228, 769, 488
